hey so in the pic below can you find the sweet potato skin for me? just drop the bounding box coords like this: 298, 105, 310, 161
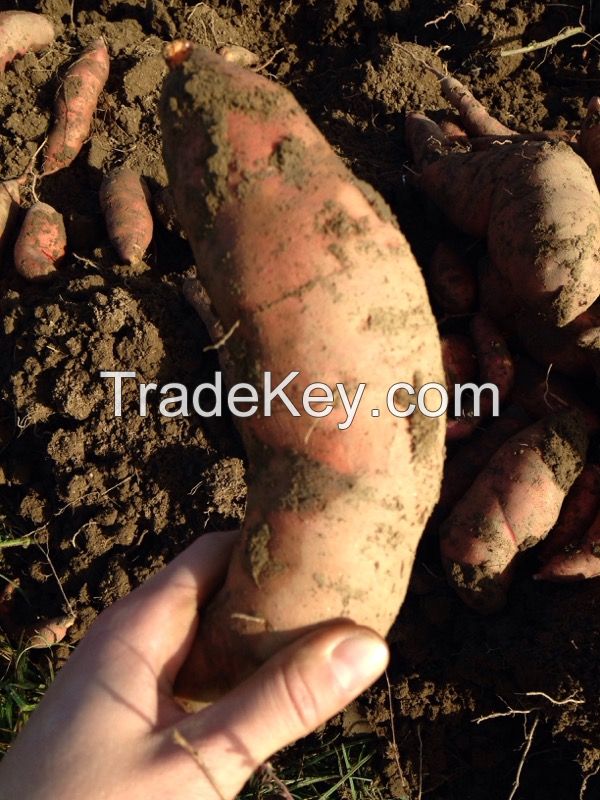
0, 11, 54, 72
446, 314, 514, 440
407, 113, 600, 326
99, 168, 153, 263
440, 411, 587, 612
436, 404, 530, 519
13, 202, 66, 280
161, 45, 445, 701
43, 38, 110, 175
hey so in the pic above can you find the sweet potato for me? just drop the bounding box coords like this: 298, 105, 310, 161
428, 240, 477, 315
440, 411, 587, 612
13, 202, 66, 280
440, 75, 513, 137
0, 181, 20, 262
217, 44, 259, 67
43, 38, 110, 175
406, 112, 600, 326
441, 334, 477, 401
536, 506, 600, 582
161, 44, 445, 702
538, 465, 600, 563
0, 11, 54, 72
23, 614, 75, 649
99, 167, 153, 264
446, 313, 514, 440
436, 404, 530, 519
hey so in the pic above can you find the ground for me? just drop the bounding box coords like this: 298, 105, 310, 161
0, 1, 599, 798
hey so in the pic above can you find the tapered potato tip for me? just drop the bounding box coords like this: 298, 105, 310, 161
164, 40, 193, 69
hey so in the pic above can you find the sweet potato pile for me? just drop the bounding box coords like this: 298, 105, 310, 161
0, 13, 153, 275
408, 74, 600, 611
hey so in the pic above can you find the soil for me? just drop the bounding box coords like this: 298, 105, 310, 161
1, 1, 600, 798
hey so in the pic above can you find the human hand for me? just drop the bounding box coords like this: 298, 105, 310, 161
0, 531, 388, 800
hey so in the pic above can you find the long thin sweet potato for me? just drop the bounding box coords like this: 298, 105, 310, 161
0, 11, 54, 72
406, 112, 600, 326
440, 411, 587, 612
13, 202, 66, 280
161, 43, 445, 702
43, 38, 110, 175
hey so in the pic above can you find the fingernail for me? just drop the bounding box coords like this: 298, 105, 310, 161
330, 632, 389, 692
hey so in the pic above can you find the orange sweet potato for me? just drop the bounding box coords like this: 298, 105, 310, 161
161, 43, 445, 702
440, 411, 587, 612
99, 168, 153, 264
0, 11, 54, 72
43, 38, 110, 175
406, 112, 600, 326
436, 404, 530, 520
13, 202, 66, 280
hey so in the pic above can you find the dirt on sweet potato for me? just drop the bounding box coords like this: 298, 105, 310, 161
1, 0, 600, 797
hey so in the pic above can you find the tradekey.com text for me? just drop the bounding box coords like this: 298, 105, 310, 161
100, 370, 500, 431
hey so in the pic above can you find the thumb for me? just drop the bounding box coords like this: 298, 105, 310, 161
172, 622, 389, 799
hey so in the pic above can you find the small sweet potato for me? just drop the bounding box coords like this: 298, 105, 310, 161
538, 465, 600, 563
536, 507, 600, 582
440, 75, 513, 137
428, 240, 477, 315
23, 614, 75, 649
43, 38, 110, 175
99, 167, 153, 264
441, 334, 477, 401
440, 411, 587, 612
0, 11, 54, 72
446, 314, 514, 440
0, 181, 20, 261
13, 202, 66, 280
217, 44, 259, 67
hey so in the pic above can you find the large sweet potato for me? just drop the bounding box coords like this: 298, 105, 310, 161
160, 44, 445, 702
406, 113, 600, 326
